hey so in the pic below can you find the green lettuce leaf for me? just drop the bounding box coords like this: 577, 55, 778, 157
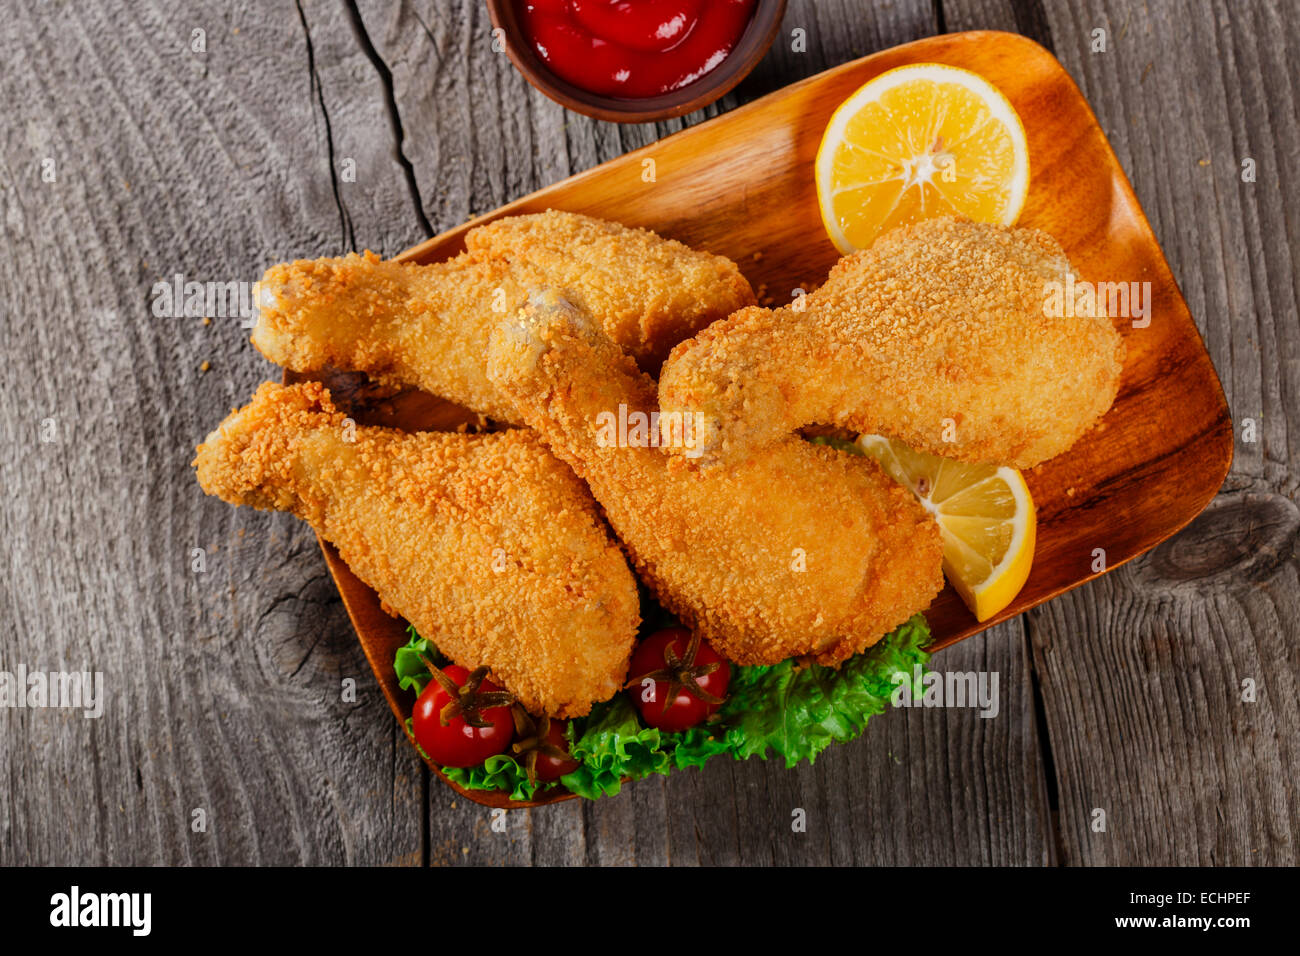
670, 724, 736, 770
708, 614, 931, 767
443, 754, 545, 803
396, 615, 932, 800
560, 696, 675, 799
394, 626, 444, 695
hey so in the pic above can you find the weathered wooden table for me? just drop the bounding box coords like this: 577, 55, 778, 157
2, 0, 1295, 866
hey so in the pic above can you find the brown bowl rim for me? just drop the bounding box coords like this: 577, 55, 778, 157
484, 0, 789, 123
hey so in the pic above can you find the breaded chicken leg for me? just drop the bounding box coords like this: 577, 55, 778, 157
658, 217, 1125, 469
486, 291, 944, 667
193, 381, 639, 717
251, 210, 754, 421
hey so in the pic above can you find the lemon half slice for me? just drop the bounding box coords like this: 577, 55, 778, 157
816, 63, 1029, 253
858, 434, 1035, 622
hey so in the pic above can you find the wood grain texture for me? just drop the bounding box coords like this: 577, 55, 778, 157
1, 0, 1293, 866
0, 0, 425, 865
944, 0, 1298, 864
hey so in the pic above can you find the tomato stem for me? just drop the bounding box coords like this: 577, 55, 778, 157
624, 630, 728, 714
419, 657, 515, 729
509, 706, 574, 786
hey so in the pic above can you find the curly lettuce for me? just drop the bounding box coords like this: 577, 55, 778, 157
395, 614, 931, 801
394, 626, 446, 695
701, 614, 930, 767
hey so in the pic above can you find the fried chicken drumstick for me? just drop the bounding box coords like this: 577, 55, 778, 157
658, 217, 1125, 469
486, 291, 944, 667
251, 210, 754, 422
193, 381, 639, 717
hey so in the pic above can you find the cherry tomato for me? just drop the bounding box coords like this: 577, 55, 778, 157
627, 627, 730, 733
412, 665, 515, 767
534, 720, 580, 781
513, 713, 581, 783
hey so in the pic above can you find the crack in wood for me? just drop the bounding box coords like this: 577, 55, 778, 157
295, 0, 356, 252
1026, 615, 1066, 866
343, 0, 435, 239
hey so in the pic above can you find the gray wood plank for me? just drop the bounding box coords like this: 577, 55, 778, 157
943, 0, 1299, 863
0, 0, 424, 865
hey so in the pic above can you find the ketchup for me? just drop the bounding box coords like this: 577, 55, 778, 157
517, 0, 758, 99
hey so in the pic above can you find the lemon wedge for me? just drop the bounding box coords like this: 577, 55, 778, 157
857, 434, 1035, 622
815, 63, 1029, 253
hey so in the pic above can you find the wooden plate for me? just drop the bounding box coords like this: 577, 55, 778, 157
293, 30, 1232, 808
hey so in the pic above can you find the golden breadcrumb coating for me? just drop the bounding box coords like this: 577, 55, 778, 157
251, 210, 754, 421
486, 291, 944, 667
193, 381, 639, 717
465, 210, 755, 368
658, 216, 1125, 469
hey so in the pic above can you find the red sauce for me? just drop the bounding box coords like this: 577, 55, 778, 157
517, 0, 758, 99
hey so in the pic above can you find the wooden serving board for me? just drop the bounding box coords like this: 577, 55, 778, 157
295, 30, 1232, 809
